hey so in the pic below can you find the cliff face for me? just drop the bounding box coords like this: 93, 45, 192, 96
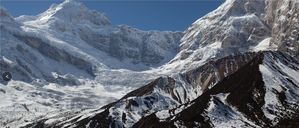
265, 0, 299, 60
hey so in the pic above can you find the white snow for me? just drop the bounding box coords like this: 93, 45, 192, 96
206, 93, 259, 128
259, 65, 281, 120
253, 38, 272, 51
0, 79, 133, 127
259, 53, 299, 123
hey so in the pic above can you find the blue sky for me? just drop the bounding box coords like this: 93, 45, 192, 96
0, 0, 224, 31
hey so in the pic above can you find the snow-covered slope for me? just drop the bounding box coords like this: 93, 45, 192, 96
135, 51, 299, 128
1, 0, 182, 83
0, 1, 182, 127
24, 51, 299, 128
265, 0, 299, 61
15, 0, 182, 71
20, 51, 256, 127
0, 1, 183, 86
160, 0, 298, 73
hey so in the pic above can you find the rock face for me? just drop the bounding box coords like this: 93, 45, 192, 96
264, 0, 299, 61
163, 0, 299, 73
134, 52, 299, 128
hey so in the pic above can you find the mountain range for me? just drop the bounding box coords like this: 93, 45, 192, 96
0, 0, 298, 127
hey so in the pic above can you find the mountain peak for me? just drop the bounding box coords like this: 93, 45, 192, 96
0, 6, 19, 26
63, 0, 78, 3
59, 0, 84, 9
0, 6, 10, 17
37, 0, 110, 26
0, 7, 14, 20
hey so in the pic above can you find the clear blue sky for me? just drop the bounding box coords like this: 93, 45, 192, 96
0, 0, 224, 31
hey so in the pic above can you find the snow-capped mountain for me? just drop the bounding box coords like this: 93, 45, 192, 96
0, 0, 182, 127
1, 0, 298, 127
161, 0, 299, 74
